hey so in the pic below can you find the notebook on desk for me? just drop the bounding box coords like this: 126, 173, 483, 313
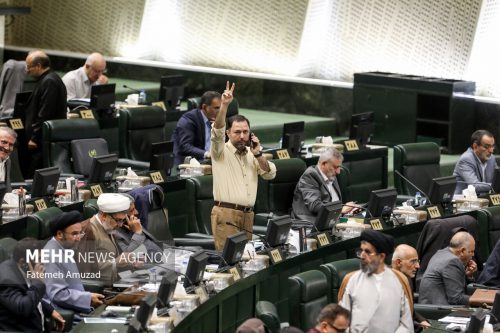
469, 288, 497, 306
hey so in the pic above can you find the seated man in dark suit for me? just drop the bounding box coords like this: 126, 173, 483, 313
0, 126, 17, 191
419, 231, 477, 305
292, 147, 357, 223
0, 237, 65, 332
453, 129, 497, 194
172, 91, 221, 165
477, 239, 500, 287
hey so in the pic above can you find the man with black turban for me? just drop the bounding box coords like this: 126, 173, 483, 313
43, 210, 104, 318
338, 229, 414, 333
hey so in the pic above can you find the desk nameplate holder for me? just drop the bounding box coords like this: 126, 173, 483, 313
218, 266, 242, 282
33, 198, 49, 212
79, 109, 94, 119
89, 184, 104, 198
366, 218, 394, 230
8, 118, 24, 130
275, 149, 290, 160
489, 194, 500, 206
343, 140, 360, 152
267, 248, 284, 264
150, 170, 167, 184
426, 205, 442, 219
194, 285, 209, 304
311, 232, 332, 247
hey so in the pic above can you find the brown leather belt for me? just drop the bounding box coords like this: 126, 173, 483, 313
215, 201, 254, 213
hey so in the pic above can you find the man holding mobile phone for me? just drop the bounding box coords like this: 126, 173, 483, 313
210, 82, 277, 250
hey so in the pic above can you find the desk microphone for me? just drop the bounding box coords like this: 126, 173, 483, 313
394, 170, 432, 204
456, 180, 495, 194
161, 244, 230, 268
122, 84, 142, 94
290, 218, 319, 233
225, 222, 271, 249
342, 204, 374, 218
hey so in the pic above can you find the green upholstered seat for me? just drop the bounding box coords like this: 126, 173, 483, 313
42, 119, 102, 174
0, 237, 17, 262
83, 199, 99, 219
288, 269, 328, 331
118, 106, 166, 163
394, 142, 441, 197
319, 258, 360, 303
185, 175, 214, 238
475, 206, 500, 259
26, 206, 64, 239
255, 300, 281, 333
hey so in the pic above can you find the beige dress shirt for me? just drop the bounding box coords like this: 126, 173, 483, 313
211, 125, 276, 207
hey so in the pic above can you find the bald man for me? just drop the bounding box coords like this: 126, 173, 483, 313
392, 244, 431, 330
63, 52, 108, 100
419, 231, 477, 305
24, 50, 67, 177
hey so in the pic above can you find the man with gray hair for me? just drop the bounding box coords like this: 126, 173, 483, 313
62, 52, 108, 100
292, 147, 357, 223
0, 126, 17, 191
419, 231, 477, 305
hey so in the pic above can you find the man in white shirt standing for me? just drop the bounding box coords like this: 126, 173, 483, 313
62, 52, 108, 100
339, 230, 414, 333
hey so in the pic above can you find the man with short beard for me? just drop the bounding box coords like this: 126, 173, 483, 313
43, 211, 104, 317
338, 230, 414, 333
454, 129, 497, 195
210, 82, 276, 250
78, 193, 142, 287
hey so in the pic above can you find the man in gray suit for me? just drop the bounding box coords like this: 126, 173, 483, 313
292, 147, 357, 223
419, 231, 477, 305
454, 129, 497, 194
0, 126, 16, 191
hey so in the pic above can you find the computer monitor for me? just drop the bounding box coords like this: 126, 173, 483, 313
31, 166, 61, 198
428, 176, 457, 205
315, 201, 343, 231
183, 250, 208, 289
87, 154, 118, 184
466, 309, 486, 333
490, 292, 500, 324
281, 121, 304, 157
149, 141, 174, 175
159, 75, 184, 111
349, 112, 374, 147
157, 270, 178, 309
90, 83, 116, 113
128, 293, 157, 333
220, 231, 248, 267
366, 188, 398, 219
492, 168, 500, 193
266, 215, 292, 248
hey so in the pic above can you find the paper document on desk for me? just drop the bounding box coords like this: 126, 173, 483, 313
83, 317, 127, 324
438, 316, 470, 324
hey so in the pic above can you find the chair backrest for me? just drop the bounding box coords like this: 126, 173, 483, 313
319, 258, 360, 303
71, 138, 110, 176
26, 206, 64, 239
394, 142, 441, 196
118, 106, 166, 161
337, 165, 351, 203
266, 158, 307, 215
42, 119, 101, 173
186, 175, 214, 235
83, 199, 99, 219
415, 214, 481, 288
288, 269, 328, 331
255, 301, 281, 333
0, 237, 17, 262
475, 206, 500, 258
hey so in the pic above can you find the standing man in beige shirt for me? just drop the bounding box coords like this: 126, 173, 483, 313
210, 82, 276, 250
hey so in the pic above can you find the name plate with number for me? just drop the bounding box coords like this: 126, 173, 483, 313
344, 140, 359, 151
276, 149, 290, 159
150, 171, 165, 184
427, 206, 441, 218
369, 218, 384, 230
79, 109, 94, 119
90, 184, 104, 198
268, 248, 283, 264
9, 118, 24, 130
314, 232, 331, 247
228, 267, 241, 281
490, 194, 500, 206
34, 199, 48, 211
195, 285, 209, 304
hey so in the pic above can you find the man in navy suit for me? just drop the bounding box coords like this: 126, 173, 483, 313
172, 91, 221, 165
453, 129, 497, 194
292, 147, 358, 223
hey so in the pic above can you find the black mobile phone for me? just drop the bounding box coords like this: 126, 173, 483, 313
246, 131, 258, 149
